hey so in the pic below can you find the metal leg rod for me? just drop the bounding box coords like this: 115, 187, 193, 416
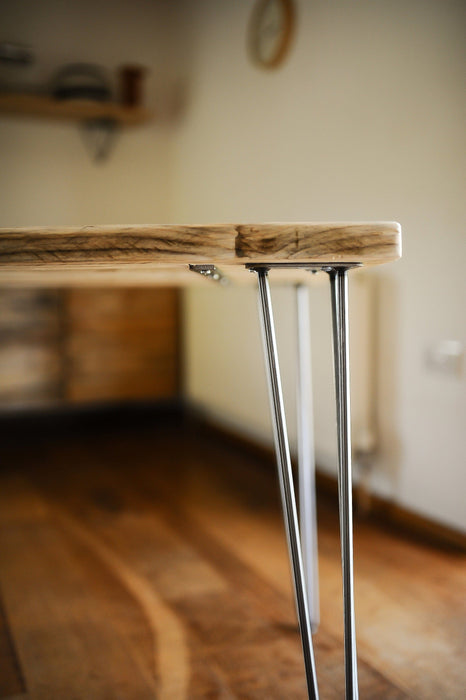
296, 283, 320, 633
329, 269, 359, 699
255, 268, 319, 700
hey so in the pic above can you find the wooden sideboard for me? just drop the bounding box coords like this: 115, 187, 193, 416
0, 287, 180, 408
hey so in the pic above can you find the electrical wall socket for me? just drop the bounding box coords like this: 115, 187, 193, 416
425, 340, 464, 377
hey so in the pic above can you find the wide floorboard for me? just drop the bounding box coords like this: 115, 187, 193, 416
0, 414, 464, 699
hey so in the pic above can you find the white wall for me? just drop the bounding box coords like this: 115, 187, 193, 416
0, 0, 179, 226
171, 0, 466, 531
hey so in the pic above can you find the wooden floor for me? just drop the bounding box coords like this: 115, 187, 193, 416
0, 411, 464, 699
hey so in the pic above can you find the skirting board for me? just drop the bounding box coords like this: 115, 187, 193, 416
189, 410, 466, 553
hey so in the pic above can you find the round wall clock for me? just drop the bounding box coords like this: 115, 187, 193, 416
248, 0, 295, 69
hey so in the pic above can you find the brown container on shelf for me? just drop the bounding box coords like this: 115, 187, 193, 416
118, 65, 147, 107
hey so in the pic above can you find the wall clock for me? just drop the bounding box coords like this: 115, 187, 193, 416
248, 0, 295, 69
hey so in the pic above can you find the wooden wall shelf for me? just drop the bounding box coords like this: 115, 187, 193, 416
0, 93, 151, 126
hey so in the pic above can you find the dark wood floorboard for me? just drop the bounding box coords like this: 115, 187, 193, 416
0, 416, 464, 698
0, 588, 25, 698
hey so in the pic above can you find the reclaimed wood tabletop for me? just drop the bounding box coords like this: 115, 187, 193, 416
0, 222, 401, 286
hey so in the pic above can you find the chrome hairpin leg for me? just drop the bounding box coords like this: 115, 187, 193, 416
296, 284, 320, 633
329, 268, 359, 699
254, 268, 319, 700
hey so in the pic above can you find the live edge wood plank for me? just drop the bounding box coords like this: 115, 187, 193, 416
0, 223, 401, 286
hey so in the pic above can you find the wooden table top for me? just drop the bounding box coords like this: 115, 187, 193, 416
0, 222, 401, 286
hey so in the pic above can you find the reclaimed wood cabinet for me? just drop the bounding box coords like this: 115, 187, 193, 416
0, 287, 180, 409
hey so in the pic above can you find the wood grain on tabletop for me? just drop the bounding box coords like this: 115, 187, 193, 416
0, 223, 401, 286
0, 418, 463, 699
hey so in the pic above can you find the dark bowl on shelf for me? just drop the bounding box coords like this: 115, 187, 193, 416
51, 63, 112, 102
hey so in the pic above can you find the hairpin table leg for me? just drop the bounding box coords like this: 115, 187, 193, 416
296, 283, 319, 633
329, 268, 359, 699
255, 268, 319, 700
